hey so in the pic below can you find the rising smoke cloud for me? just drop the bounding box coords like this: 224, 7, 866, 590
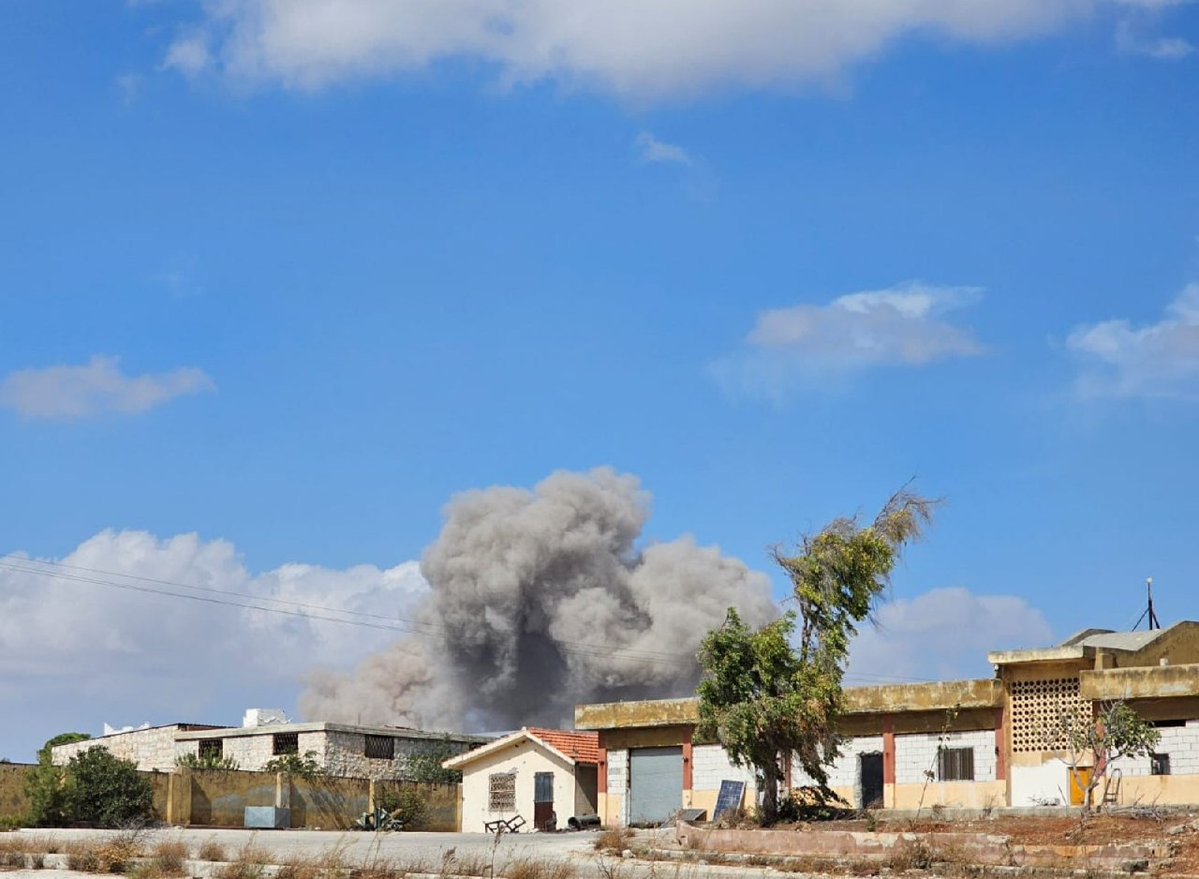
301, 468, 777, 730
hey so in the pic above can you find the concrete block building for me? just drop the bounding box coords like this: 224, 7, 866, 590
575, 621, 1199, 826
53, 713, 491, 780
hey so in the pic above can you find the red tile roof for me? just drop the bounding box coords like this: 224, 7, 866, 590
526, 727, 600, 765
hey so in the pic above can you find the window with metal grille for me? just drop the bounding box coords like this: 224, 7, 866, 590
1151, 753, 1171, 776
937, 747, 975, 782
198, 739, 223, 759
365, 735, 395, 760
273, 733, 299, 756
489, 773, 516, 811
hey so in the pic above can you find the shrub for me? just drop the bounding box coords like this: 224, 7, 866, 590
377, 787, 427, 829
261, 751, 323, 780
25, 732, 91, 827
405, 736, 463, 785
152, 840, 189, 876
64, 748, 153, 828
0, 815, 23, 832
196, 839, 228, 862
175, 753, 240, 771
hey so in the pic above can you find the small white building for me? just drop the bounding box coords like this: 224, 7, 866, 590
443, 727, 599, 833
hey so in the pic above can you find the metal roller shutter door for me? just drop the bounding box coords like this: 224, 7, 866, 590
629, 746, 683, 825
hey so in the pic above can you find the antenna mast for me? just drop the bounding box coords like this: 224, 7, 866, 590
1132, 577, 1161, 631
1147, 577, 1160, 630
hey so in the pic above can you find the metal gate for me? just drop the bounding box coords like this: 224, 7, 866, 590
629, 746, 683, 825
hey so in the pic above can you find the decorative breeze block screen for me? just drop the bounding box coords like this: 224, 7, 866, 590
1010, 676, 1086, 753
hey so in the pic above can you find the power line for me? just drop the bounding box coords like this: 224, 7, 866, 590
0, 558, 696, 669
0, 553, 937, 684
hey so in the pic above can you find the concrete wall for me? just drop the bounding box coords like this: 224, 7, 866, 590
891, 781, 1007, 809
687, 744, 756, 820
1, 763, 170, 824
1011, 758, 1070, 807
603, 748, 628, 827
894, 729, 996, 785
172, 769, 458, 830
1110, 720, 1199, 778
53, 728, 180, 772
457, 738, 580, 833
0, 763, 33, 819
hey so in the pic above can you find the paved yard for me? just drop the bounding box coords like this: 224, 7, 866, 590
7, 827, 602, 866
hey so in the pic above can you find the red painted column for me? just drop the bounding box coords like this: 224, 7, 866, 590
682, 727, 693, 792
882, 715, 896, 785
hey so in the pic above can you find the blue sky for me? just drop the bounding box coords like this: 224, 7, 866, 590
2, 0, 1199, 761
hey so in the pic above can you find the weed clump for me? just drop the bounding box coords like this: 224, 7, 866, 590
196, 839, 228, 862
594, 828, 633, 852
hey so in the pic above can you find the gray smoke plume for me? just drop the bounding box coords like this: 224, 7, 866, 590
301, 468, 777, 730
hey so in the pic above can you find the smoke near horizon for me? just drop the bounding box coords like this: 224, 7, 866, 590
300, 468, 777, 731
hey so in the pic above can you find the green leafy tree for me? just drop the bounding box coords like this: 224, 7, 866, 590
25, 733, 90, 826
405, 736, 463, 784
1055, 701, 1160, 811
698, 489, 934, 823
63, 747, 153, 828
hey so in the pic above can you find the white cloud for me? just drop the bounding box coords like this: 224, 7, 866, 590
0, 530, 429, 757
848, 587, 1054, 684
1116, 20, 1195, 59
1067, 283, 1199, 399
713, 282, 985, 399
0, 356, 215, 421
157, 1, 1158, 98
115, 73, 142, 106
635, 132, 693, 166
162, 33, 212, 76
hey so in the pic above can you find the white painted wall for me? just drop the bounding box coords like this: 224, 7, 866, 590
1011, 758, 1070, 807
458, 738, 581, 834
895, 729, 996, 784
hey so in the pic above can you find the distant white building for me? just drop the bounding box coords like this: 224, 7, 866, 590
52, 711, 491, 780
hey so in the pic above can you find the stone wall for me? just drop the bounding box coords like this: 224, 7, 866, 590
321, 730, 474, 780
53, 727, 181, 772
219, 731, 282, 770
895, 729, 996, 784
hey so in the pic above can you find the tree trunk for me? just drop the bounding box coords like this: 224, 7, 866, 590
762, 759, 780, 824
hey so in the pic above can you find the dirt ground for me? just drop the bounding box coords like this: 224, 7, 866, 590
713, 812, 1199, 874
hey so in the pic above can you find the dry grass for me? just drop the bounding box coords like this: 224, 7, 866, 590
500, 856, 577, 879
594, 828, 634, 853
150, 839, 190, 876
196, 838, 230, 862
